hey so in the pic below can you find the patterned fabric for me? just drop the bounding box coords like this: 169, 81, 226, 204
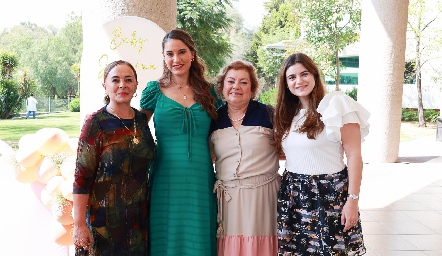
74, 107, 156, 256
140, 81, 220, 256
277, 168, 366, 256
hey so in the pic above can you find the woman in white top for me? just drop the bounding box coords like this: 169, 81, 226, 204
273, 53, 369, 255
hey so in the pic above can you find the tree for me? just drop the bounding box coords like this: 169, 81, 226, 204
0, 51, 18, 79
224, 5, 255, 63
0, 16, 83, 98
177, 0, 234, 77
294, 0, 361, 91
71, 63, 81, 97
0, 51, 28, 119
246, 0, 301, 89
407, 0, 442, 127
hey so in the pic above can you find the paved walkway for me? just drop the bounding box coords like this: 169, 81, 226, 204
0, 135, 441, 255
359, 135, 442, 256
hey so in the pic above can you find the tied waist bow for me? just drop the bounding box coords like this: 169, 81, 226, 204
212, 172, 280, 238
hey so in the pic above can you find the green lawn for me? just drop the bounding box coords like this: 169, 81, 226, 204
0, 112, 81, 146
0, 112, 437, 146
400, 121, 437, 142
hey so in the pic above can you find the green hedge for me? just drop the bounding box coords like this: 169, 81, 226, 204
402, 108, 440, 122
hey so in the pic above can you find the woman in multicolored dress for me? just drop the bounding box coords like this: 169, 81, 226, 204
210, 60, 280, 255
73, 60, 156, 255
274, 53, 369, 255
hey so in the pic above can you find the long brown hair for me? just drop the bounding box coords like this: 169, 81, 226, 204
215, 60, 261, 100
158, 29, 217, 119
274, 53, 326, 154
103, 60, 138, 104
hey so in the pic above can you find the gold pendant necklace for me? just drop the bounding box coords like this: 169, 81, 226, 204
108, 106, 139, 145
172, 79, 188, 100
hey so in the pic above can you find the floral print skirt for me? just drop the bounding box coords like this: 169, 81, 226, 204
277, 168, 366, 256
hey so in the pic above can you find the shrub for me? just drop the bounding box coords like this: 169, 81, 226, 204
424, 109, 439, 123
0, 79, 21, 119
401, 108, 440, 122
69, 98, 80, 112
259, 88, 278, 106
344, 87, 358, 101
401, 108, 418, 121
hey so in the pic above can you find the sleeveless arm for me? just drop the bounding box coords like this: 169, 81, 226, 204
140, 81, 160, 111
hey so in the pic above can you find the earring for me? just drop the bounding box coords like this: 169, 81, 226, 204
104, 93, 110, 103
133, 92, 138, 97
191, 58, 194, 62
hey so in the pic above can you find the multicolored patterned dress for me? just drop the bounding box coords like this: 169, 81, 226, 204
210, 100, 280, 256
278, 91, 370, 255
74, 106, 156, 255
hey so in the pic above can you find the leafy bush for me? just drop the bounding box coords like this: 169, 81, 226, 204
69, 98, 80, 112
401, 108, 440, 122
0, 79, 21, 119
402, 108, 418, 121
344, 87, 357, 101
258, 88, 278, 106
424, 109, 440, 123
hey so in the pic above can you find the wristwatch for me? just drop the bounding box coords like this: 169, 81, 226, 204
348, 194, 359, 200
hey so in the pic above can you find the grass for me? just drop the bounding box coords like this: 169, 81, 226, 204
0, 112, 438, 145
0, 112, 81, 147
400, 121, 437, 142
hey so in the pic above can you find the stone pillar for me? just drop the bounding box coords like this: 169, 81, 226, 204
358, 0, 409, 163
82, 0, 176, 33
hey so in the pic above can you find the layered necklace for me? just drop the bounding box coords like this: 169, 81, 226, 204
108, 106, 139, 145
172, 79, 189, 100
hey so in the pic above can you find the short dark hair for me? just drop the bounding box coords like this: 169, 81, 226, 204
103, 60, 138, 104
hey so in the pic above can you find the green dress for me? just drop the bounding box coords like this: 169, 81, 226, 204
140, 81, 217, 256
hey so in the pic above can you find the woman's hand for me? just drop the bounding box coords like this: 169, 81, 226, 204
341, 198, 359, 232
73, 224, 93, 250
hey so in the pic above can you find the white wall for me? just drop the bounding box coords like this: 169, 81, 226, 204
327, 84, 441, 110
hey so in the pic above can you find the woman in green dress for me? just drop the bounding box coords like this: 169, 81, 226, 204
140, 29, 219, 256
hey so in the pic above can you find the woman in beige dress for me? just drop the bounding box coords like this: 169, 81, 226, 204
210, 60, 280, 256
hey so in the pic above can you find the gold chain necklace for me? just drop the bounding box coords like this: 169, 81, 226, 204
228, 113, 246, 122
108, 106, 139, 145
172, 79, 188, 100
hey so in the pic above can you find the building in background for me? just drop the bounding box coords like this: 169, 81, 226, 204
266, 40, 441, 110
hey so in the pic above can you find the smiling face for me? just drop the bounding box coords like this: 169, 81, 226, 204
102, 64, 137, 105
222, 69, 252, 108
163, 39, 195, 77
286, 63, 316, 108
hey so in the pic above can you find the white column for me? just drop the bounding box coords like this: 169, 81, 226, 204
358, 0, 409, 163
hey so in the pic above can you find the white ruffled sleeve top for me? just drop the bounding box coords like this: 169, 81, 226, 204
282, 91, 370, 175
